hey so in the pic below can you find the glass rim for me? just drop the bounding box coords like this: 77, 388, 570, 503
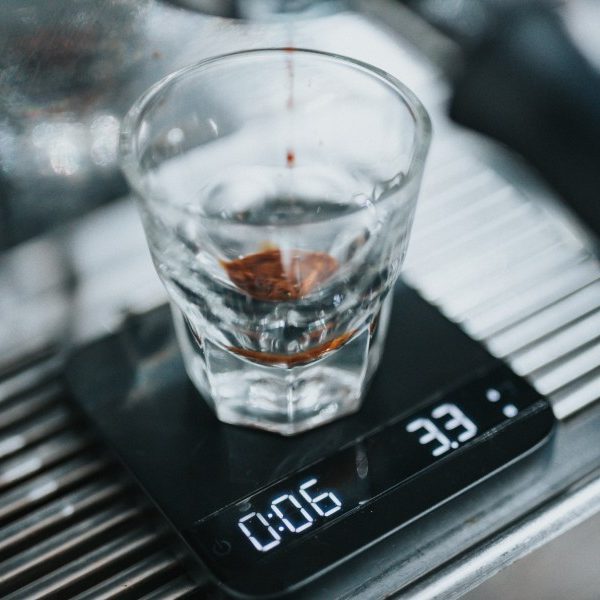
119, 47, 432, 223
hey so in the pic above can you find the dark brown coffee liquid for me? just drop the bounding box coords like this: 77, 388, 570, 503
229, 330, 354, 367
222, 247, 337, 302
222, 247, 352, 366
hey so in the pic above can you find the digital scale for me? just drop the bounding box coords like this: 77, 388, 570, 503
66, 283, 555, 598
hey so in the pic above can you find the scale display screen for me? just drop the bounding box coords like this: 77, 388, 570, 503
190, 365, 554, 596
209, 402, 483, 556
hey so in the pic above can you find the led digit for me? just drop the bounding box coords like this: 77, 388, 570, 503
406, 417, 452, 456
238, 512, 281, 552
271, 494, 314, 533
299, 478, 342, 517
431, 404, 478, 443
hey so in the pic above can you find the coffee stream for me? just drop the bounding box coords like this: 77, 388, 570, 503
220, 46, 362, 367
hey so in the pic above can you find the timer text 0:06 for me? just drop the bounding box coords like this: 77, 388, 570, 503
237, 478, 342, 552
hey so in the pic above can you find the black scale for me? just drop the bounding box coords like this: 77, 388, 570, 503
66, 283, 555, 598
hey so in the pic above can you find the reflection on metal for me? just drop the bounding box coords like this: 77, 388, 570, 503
401, 471, 600, 600
0, 358, 203, 598
404, 136, 600, 421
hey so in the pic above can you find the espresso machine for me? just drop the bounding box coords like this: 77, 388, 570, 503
1, 1, 600, 598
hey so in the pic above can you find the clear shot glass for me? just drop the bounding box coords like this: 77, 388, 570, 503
120, 48, 431, 435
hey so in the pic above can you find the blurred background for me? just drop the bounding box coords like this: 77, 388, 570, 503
1, 1, 599, 598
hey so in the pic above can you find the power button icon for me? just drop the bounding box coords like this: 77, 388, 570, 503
212, 539, 232, 556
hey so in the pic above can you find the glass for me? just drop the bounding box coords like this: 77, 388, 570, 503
120, 48, 430, 435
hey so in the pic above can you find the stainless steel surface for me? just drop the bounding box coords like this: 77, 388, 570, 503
0, 360, 206, 599
463, 501, 600, 600
401, 469, 600, 600
70, 553, 189, 600
404, 135, 600, 421
0, 7, 599, 600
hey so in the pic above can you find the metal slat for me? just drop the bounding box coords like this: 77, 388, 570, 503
0, 479, 126, 558
139, 576, 202, 600
71, 552, 183, 600
440, 248, 586, 320
0, 432, 94, 492
0, 454, 111, 524
488, 280, 600, 357
0, 357, 62, 405
409, 201, 535, 270
0, 406, 72, 461
414, 160, 492, 214
411, 183, 514, 244
4, 528, 163, 600
0, 384, 61, 430
531, 340, 600, 395
408, 128, 600, 419
409, 226, 555, 302
511, 310, 600, 375
0, 505, 142, 595
0, 374, 210, 599
463, 265, 600, 340
552, 368, 600, 419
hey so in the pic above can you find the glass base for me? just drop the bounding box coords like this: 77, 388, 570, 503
171, 296, 391, 436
